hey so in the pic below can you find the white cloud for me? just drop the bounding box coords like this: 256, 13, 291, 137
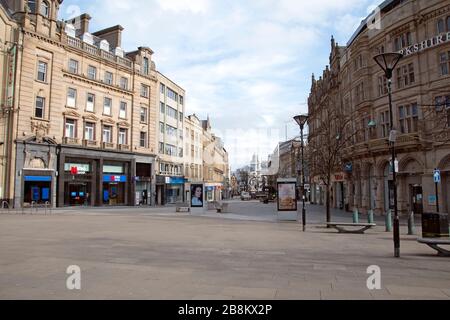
155, 0, 210, 14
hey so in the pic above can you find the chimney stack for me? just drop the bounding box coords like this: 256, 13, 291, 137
68, 13, 91, 36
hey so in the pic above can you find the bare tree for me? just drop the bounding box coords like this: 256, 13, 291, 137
419, 97, 450, 146
308, 102, 362, 225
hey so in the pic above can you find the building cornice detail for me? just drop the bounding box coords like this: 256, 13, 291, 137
62, 71, 133, 96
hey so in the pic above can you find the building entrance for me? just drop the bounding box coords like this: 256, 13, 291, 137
411, 185, 423, 215
65, 183, 91, 206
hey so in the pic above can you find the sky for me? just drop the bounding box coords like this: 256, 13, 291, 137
59, 0, 382, 170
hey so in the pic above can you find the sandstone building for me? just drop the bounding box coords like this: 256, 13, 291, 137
309, 0, 450, 216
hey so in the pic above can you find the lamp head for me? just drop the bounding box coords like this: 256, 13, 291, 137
373, 52, 403, 79
294, 114, 309, 129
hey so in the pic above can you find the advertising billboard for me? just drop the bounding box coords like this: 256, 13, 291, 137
190, 184, 204, 208
277, 180, 297, 212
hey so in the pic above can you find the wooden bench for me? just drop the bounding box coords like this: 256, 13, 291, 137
417, 238, 450, 257
176, 207, 190, 213
326, 222, 376, 234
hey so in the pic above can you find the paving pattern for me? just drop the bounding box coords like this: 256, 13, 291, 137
0, 201, 449, 300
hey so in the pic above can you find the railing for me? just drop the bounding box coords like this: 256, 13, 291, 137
66, 36, 133, 69
31, 201, 37, 215
44, 201, 52, 215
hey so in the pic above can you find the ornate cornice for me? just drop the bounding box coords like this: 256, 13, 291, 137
62, 71, 133, 96
63, 110, 81, 118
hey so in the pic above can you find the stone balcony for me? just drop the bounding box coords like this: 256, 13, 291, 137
102, 142, 116, 150
66, 36, 132, 69
118, 144, 131, 152
83, 140, 98, 148
63, 137, 79, 145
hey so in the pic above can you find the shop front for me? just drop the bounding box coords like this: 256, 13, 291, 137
166, 176, 185, 204
205, 183, 223, 202
63, 161, 96, 206
57, 147, 135, 207
23, 173, 54, 206
15, 138, 58, 209
135, 160, 154, 206
155, 175, 186, 205
102, 164, 129, 206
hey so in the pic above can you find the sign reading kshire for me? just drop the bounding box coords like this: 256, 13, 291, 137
399, 32, 450, 57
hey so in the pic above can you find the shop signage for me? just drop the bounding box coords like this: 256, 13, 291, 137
103, 175, 127, 183
5, 45, 16, 108
399, 32, 450, 57
334, 174, 345, 182
64, 163, 90, 174
24, 176, 52, 182
166, 177, 186, 185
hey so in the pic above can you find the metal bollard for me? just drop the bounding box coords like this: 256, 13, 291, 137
368, 209, 374, 224
385, 209, 393, 232
353, 209, 359, 223
408, 211, 416, 235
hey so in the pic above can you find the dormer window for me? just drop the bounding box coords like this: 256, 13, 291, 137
40, 1, 49, 17
27, 0, 36, 13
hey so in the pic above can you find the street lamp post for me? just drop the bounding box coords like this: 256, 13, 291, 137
294, 115, 309, 232
373, 52, 403, 258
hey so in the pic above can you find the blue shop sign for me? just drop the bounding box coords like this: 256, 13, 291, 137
166, 177, 186, 185
24, 176, 52, 182
103, 175, 127, 183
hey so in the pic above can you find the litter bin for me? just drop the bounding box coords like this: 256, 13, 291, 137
422, 212, 449, 238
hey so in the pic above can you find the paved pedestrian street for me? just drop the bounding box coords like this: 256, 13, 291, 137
0, 201, 449, 300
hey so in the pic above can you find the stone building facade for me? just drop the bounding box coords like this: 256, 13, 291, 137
309, 0, 450, 216
202, 117, 230, 201
0, 0, 186, 208
0, 1, 17, 205
155, 72, 186, 205
183, 114, 204, 200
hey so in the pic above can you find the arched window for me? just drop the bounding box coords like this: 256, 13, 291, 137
27, 0, 36, 13
437, 18, 445, 34
40, 1, 50, 17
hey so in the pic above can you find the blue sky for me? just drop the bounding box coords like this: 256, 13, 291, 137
59, 0, 381, 169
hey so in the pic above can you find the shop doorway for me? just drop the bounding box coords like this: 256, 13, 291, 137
65, 183, 91, 206
103, 182, 125, 206
24, 180, 51, 205
411, 185, 423, 215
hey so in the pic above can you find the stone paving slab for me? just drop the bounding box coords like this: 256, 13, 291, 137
0, 210, 449, 300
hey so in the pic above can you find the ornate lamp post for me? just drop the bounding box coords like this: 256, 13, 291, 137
373, 52, 403, 258
294, 114, 309, 232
